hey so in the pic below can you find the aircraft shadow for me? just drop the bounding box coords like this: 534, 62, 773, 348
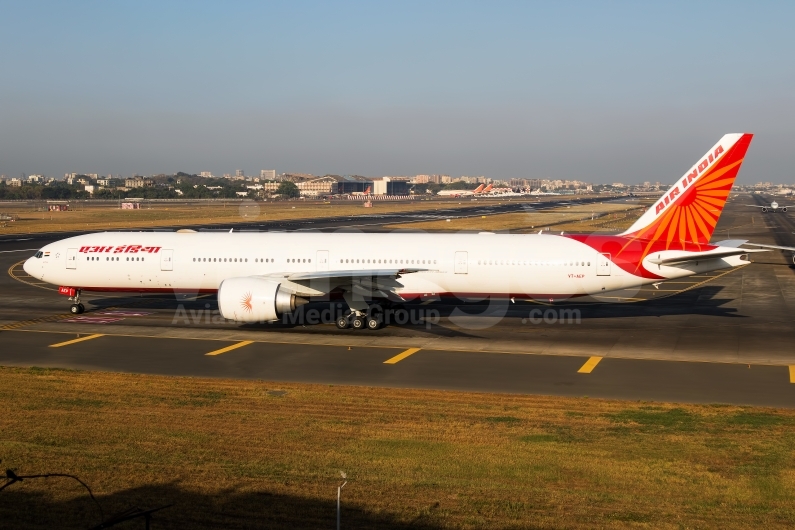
81, 284, 742, 344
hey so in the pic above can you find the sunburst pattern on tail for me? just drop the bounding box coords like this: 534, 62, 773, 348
621, 133, 753, 250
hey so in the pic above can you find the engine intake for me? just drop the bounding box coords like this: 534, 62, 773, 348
218, 277, 307, 323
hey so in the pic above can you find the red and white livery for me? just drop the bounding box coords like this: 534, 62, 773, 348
24, 134, 759, 329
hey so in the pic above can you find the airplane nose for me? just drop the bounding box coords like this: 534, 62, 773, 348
23, 257, 38, 279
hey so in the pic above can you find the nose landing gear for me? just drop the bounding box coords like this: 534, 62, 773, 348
68, 289, 85, 314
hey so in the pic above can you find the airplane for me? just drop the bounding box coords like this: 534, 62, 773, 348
24, 133, 763, 331
350, 186, 371, 196
436, 184, 485, 197
747, 200, 792, 213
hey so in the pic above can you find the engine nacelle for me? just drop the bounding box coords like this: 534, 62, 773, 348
762, 207, 768, 212
218, 277, 307, 323
783, 207, 788, 212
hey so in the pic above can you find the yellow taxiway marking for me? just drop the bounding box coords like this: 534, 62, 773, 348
49, 334, 105, 348
789, 366, 795, 384
205, 340, 254, 356
578, 356, 603, 373
384, 347, 421, 364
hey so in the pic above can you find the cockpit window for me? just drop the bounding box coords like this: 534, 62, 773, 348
34, 251, 43, 259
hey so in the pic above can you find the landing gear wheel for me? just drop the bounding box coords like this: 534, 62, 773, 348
69, 304, 84, 315
351, 317, 365, 330
335, 316, 350, 329
78, 303, 85, 314
366, 316, 382, 330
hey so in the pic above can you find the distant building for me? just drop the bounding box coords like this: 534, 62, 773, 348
199, 171, 214, 178
125, 177, 154, 188
235, 169, 244, 177
260, 169, 276, 180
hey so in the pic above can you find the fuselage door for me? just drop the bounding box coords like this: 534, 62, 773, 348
597, 253, 611, 276
316, 250, 329, 271
66, 248, 77, 270
160, 249, 173, 271
454, 251, 468, 274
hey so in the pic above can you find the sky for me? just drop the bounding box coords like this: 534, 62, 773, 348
1, 1, 794, 184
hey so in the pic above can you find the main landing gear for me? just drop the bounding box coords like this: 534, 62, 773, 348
335, 308, 383, 330
68, 289, 85, 315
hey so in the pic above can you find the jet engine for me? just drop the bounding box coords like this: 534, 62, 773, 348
783, 207, 788, 212
762, 207, 768, 212
218, 277, 307, 323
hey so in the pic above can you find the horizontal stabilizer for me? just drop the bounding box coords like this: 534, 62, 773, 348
646, 248, 765, 267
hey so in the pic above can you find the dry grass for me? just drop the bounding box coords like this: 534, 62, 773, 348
0, 199, 537, 235
1, 366, 794, 529
386, 203, 647, 233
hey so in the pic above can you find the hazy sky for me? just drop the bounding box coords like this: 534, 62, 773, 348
1, 1, 793, 183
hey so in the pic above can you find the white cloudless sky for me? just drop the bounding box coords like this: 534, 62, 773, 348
1, 1, 793, 183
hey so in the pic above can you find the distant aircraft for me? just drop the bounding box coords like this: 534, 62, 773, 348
530, 189, 561, 196
437, 184, 487, 197
351, 186, 372, 196
747, 201, 792, 213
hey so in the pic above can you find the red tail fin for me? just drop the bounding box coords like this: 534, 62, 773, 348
621, 133, 753, 248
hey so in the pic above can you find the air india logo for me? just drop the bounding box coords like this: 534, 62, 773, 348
241, 292, 253, 312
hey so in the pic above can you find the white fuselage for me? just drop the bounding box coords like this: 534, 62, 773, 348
24, 231, 744, 300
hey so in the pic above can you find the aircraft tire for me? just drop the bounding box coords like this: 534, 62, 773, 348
351, 317, 365, 330
366, 316, 382, 330
335, 316, 350, 330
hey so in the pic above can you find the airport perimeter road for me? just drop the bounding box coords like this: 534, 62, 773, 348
2, 198, 795, 407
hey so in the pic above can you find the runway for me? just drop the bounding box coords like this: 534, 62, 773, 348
2, 196, 795, 407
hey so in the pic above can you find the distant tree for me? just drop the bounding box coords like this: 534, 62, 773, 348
277, 181, 300, 198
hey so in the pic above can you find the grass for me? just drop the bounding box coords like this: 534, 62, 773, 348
0, 198, 534, 235
384, 203, 648, 233
1, 367, 795, 529
0, 196, 634, 235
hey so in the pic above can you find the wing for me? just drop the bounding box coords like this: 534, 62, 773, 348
260, 268, 435, 304
646, 247, 766, 267
741, 242, 795, 252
